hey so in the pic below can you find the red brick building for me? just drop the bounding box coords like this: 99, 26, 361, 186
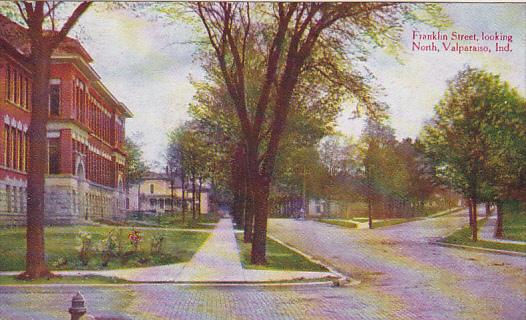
0, 14, 132, 225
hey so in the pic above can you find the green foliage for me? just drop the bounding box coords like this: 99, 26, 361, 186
501, 201, 526, 242
443, 220, 526, 253
124, 135, 149, 185
76, 231, 93, 266
319, 219, 358, 229
0, 226, 210, 271
420, 67, 526, 203
150, 234, 166, 255
235, 234, 328, 272
99, 230, 119, 266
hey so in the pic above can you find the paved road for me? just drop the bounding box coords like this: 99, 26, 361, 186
0, 283, 404, 320
269, 210, 526, 320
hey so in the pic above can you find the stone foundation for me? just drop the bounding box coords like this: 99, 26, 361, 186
0, 175, 125, 226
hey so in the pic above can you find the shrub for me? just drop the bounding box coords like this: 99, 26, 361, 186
76, 231, 93, 266
150, 234, 165, 255
52, 257, 68, 268
128, 229, 142, 252
99, 230, 119, 267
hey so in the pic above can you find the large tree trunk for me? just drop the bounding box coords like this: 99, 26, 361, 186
468, 199, 473, 227
230, 144, 246, 227
243, 184, 254, 243
494, 201, 504, 239
20, 47, 53, 279
250, 175, 271, 265
471, 199, 478, 241
243, 146, 256, 243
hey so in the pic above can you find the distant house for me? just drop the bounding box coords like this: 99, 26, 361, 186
271, 196, 339, 218
126, 172, 209, 215
307, 198, 343, 217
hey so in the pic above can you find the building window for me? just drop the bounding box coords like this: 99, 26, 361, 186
5, 65, 31, 110
4, 124, 11, 167
6, 186, 11, 213
48, 138, 60, 174
49, 84, 60, 116
6, 66, 11, 100
3, 124, 28, 172
150, 184, 154, 194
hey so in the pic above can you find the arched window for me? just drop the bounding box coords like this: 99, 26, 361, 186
76, 160, 85, 179
150, 184, 154, 194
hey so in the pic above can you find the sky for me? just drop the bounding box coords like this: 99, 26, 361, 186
70, 3, 526, 165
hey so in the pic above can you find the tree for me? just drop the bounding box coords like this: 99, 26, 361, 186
476, 75, 526, 238
167, 129, 188, 222
5, 1, 92, 279
167, 122, 215, 220
124, 135, 149, 186
188, 48, 349, 241
420, 67, 525, 241
360, 119, 401, 226
166, 2, 449, 263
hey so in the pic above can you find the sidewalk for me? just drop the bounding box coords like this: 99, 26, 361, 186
176, 218, 245, 281
1, 219, 335, 283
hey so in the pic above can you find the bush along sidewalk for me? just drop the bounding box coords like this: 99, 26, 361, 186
0, 226, 209, 272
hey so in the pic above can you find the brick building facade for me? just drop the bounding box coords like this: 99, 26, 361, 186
0, 14, 132, 225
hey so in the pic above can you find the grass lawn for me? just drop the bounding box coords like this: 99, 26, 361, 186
0, 226, 209, 272
371, 217, 422, 229
0, 275, 129, 285
443, 220, 526, 253
502, 202, 526, 242
318, 217, 421, 229
235, 234, 328, 272
319, 219, 358, 229
503, 213, 526, 242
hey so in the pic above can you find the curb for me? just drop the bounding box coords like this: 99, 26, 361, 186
433, 241, 526, 257
0, 280, 337, 288
267, 235, 359, 286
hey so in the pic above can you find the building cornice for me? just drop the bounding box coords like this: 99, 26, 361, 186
51, 54, 133, 118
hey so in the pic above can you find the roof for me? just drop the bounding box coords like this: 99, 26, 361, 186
0, 14, 92, 62
0, 14, 132, 118
142, 172, 183, 187
140, 172, 212, 191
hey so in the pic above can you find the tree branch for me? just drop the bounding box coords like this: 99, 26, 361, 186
50, 1, 92, 49
15, 2, 29, 25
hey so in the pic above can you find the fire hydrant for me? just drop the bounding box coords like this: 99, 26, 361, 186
69, 292, 87, 320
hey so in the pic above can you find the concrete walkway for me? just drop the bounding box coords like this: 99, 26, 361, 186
174, 218, 335, 282
176, 218, 245, 281
480, 210, 526, 245
0, 218, 335, 283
